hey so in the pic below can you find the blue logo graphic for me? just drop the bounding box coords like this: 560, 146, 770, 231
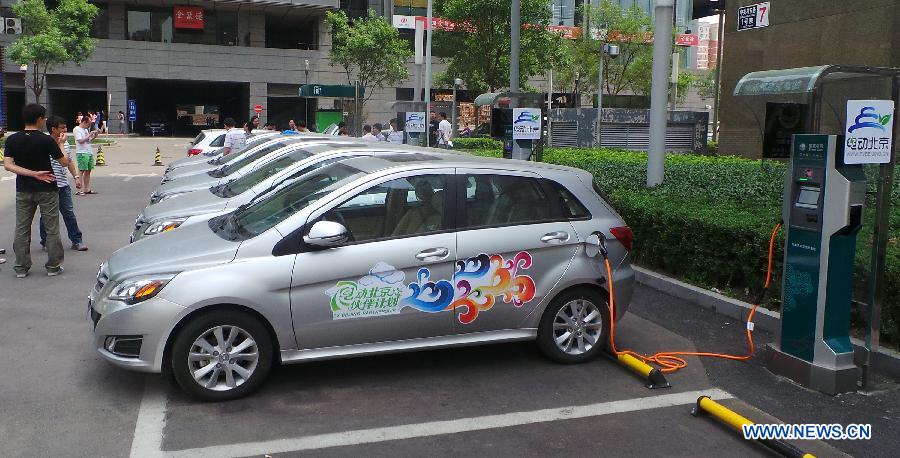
406, 113, 424, 123
848, 106, 892, 133
514, 111, 539, 124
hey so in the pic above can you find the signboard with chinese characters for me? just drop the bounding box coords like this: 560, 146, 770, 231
737, 2, 770, 31
844, 100, 895, 164
512, 108, 541, 140
405, 112, 426, 133
174, 6, 204, 30
127, 99, 137, 122
675, 34, 699, 47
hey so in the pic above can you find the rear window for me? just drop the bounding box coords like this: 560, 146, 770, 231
209, 134, 226, 147
546, 180, 590, 219
191, 132, 205, 145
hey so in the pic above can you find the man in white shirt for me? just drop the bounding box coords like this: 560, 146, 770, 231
73, 115, 98, 194
41, 116, 87, 251
360, 124, 378, 142
221, 117, 246, 155
371, 123, 385, 142
386, 118, 404, 144
437, 112, 452, 149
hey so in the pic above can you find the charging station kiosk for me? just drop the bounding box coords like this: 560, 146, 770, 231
735, 65, 899, 393
391, 101, 427, 147
766, 134, 866, 394
474, 92, 545, 160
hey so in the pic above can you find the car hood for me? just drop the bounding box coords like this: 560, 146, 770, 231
164, 162, 217, 180
170, 155, 214, 170
156, 174, 220, 196
142, 189, 229, 222
107, 221, 239, 281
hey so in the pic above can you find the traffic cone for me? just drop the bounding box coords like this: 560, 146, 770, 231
95, 146, 107, 166
153, 147, 163, 166
0, 147, 5, 165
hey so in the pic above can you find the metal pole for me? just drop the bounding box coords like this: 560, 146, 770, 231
451, 82, 458, 138
647, 0, 674, 187
862, 76, 899, 390
712, 10, 725, 142
548, 68, 553, 146
424, 0, 433, 146
510, 0, 520, 92
597, 43, 604, 148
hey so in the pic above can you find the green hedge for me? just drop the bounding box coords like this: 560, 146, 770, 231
468, 147, 900, 344
453, 137, 503, 151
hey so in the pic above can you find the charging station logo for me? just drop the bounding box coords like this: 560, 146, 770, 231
405, 112, 426, 133
848, 106, 892, 132
512, 108, 541, 140
514, 112, 539, 124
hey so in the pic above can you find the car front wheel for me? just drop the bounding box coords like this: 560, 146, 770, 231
171, 310, 273, 401
537, 288, 610, 364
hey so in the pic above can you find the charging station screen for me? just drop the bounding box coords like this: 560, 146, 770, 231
796, 187, 820, 208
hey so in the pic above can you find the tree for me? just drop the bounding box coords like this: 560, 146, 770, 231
434, 0, 563, 94
8, 0, 99, 102
552, 1, 693, 105
695, 66, 719, 99
326, 10, 412, 123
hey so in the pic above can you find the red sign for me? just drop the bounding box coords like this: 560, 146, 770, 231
253, 105, 263, 113
174, 6, 204, 30
676, 34, 699, 47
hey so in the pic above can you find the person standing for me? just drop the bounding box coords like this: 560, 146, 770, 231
117, 110, 126, 134
428, 112, 439, 147
387, 118, 404, 144
73, 115, 98, 195
437, 112, 453, 149
3, 103, 69, 277
283, 119, 299, 134
360, 124, 377, 142
297, 121, 310, 133
371, 123, 385, 142
221, 117, 246, 155
40, 116, 88, 252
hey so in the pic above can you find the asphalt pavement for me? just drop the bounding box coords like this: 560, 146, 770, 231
0, 137, 893, 457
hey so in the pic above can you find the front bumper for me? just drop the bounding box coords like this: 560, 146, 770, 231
89, 288, 186, 373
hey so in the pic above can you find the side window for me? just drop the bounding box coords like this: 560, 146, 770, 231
209, 134, 226, 147
462, 174, 556, 229
544, 179, 591, 219
322, 175, 448, 243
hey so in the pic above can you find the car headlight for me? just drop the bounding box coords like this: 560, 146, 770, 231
108, 274, 176, 305
143, 217, 188, 235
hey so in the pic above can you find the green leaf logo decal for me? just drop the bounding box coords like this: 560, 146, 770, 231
880, 114, 892, 126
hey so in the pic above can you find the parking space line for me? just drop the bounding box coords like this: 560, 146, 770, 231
160, 388, 731, 457
129, 378, 169, 458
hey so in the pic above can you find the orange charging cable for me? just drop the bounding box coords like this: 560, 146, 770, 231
605, 223, 782, 373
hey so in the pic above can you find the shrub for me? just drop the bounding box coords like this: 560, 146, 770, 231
453, 137, 503, 151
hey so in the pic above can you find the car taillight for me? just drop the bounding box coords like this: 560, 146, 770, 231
610, 226, 633, 252
188, 148, 202, 156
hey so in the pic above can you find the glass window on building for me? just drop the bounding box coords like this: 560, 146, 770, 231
127, 10, 151, 41
265, 13, 318, 50
340, 0, 368, 19
90, 3, 109, 39
151, 9, 173, 43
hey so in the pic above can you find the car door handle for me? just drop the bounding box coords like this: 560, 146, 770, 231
541, 231, 570, 243
416, 247, 450, 261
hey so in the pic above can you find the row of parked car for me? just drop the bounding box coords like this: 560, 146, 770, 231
89, 129, 636, 401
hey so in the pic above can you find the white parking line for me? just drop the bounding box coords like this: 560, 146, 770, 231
108, 173, 159, 182
129, 379, 168, 458
128, 381, 730, 457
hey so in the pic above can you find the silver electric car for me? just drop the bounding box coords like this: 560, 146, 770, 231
151, 137, 364, 203
174, 130, 280, 170
134, 146, 463, 241
90, 153, 635, 401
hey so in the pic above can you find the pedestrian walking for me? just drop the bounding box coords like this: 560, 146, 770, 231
3, 103, 70, 277
73, 115, 98, 195
117, 110, 126, 133
438, 112, 453, 149
221, 118, 246, 155
387, 118, 404, 144
39, 116, 88, 252
96, 110, 105, 133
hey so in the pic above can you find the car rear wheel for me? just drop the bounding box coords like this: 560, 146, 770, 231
171, 310, 273, 401
537, 288, 610, 364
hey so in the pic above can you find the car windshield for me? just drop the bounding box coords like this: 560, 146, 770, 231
215, 149, 315, 198
210, 141, 292, 178
223, 163, 364, 239
192, 132, 205, 146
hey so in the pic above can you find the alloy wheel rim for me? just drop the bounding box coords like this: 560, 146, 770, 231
188, 325, 259, 391
552, 299, 604, 356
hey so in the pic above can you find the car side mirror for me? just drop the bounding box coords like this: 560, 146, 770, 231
303, 220, 349, 248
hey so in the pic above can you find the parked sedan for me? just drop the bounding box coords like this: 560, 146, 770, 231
90, 153, 635, 401
149, 138, 367, 204
134, 146, 455, 241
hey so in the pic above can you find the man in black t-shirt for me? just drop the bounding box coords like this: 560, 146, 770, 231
3, 103, 70, 277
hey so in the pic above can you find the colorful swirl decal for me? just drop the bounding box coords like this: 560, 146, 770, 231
326, 252, 536, 323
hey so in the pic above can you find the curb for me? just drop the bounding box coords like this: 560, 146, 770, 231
633, 266, 900, 380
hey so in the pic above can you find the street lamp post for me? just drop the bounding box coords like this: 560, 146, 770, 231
452, 78, 463, 138
304, 59, 310, 129
596, 42, 619, 147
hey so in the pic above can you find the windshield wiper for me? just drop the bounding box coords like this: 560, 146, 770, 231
208, 167, 226, 178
